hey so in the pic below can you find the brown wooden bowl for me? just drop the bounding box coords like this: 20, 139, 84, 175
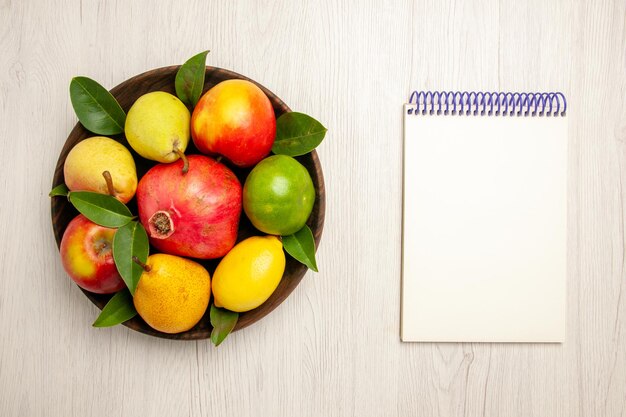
51, 66, 325, 340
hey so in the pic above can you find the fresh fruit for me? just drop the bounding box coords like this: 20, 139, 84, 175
133, 254, 211, 334
60, 214, 125, 294
125, 91, 191, 171
243, 155, 315, 235
136, 155, 242, 259
191, 79, 276, 167
212, 235, 286, 312
63, 136, 137, 203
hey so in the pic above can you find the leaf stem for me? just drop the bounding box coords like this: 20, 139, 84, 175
132, 256, 151, 272
174, 148, 189, 174
102, 171, 115, 196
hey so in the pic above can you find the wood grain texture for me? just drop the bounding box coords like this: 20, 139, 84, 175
1, 0, 625, 416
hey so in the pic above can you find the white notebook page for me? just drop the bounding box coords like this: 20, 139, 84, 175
401, 105, 567, 342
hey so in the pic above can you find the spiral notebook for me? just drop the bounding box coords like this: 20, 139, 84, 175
401, 91, 567, 343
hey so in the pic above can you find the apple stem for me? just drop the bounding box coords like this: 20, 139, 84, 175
102, 171, 115, 196
215, 156, 223, 163
174, 148, 189, 174
132, 256, 151, 272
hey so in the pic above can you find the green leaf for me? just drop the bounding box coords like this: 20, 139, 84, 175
68, 191, 134, 228
210, 305, 238, 347
175, 50, 209, 108
113, 221, 149, 295
282, 225, 318, 272
70, 76, 126, 135
49, 184, 69, 197
92, 289, 137, 327
272, 112, 327, 156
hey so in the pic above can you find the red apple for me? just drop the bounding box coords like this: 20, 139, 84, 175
136, 155, 242, 259
191, 79, 276, 167
60, 215, 125, 294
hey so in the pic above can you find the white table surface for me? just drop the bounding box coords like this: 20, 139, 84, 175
2, 1, 626, 416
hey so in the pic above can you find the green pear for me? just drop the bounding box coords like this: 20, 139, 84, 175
125, 91, 190, 172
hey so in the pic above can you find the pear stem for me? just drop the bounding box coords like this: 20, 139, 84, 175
132, 256, 151, 272
174, 148, 189, 174
102, 171, 115, 196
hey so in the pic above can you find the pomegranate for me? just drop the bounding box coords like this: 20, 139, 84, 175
136, 155, 242, 259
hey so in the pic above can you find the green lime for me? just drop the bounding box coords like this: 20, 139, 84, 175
243, 155, 315, 235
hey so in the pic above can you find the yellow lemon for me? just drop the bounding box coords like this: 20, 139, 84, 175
133, 254, 211, 334
212, 235, 285, 312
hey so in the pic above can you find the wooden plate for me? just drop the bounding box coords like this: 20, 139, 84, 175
51, 66, 325, 340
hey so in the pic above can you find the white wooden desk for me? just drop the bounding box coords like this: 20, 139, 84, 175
2, 1, 625, 416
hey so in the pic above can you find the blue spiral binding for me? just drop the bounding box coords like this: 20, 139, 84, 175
407, 91, 567, 117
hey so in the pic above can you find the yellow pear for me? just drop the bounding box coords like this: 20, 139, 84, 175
63, 136, 137, 203
125, 91, 190, 172
133, 254, 211, 334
